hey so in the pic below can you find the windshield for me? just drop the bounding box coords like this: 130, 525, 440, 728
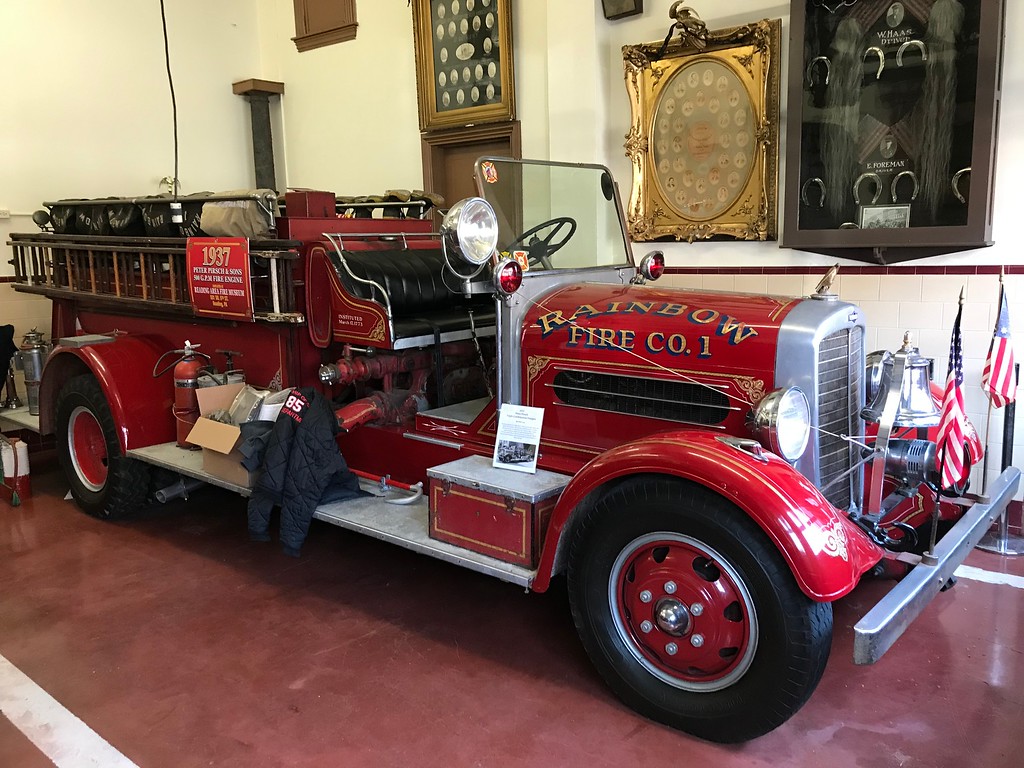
474, 158, 633, 271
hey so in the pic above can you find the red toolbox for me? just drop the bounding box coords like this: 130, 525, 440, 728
427, 456, 569, 568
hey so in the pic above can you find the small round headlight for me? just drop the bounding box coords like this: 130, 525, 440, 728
752, 387, 811, 462
440, 197, 498, 266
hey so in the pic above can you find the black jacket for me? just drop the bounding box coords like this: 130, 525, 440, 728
246, 388, 358, 555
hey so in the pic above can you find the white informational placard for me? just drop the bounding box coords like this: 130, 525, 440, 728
492, 404, 545, 474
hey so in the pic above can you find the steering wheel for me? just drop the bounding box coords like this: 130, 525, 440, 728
505, 217, 577, 269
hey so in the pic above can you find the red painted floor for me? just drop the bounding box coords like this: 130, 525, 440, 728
1, 458, 1023, 767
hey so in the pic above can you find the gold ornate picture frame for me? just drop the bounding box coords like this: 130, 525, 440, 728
623, 15, 781, 241
412, 0, 515, 132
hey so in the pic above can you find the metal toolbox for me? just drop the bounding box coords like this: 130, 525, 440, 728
427, 456, 569, 568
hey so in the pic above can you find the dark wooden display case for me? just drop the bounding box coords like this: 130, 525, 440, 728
782, 0, 1006, 264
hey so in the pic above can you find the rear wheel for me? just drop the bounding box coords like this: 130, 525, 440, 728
56, 374, 151, 519
567, 476, 832, 743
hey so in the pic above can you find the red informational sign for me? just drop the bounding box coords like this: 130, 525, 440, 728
186, 237, 253, 321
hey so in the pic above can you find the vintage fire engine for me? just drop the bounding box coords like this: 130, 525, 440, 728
7, 158, 1019, 742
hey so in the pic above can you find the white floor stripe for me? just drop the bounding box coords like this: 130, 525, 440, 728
955, 564, 1024, 590
0, 655, 138, 768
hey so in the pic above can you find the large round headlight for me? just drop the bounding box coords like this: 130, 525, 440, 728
864, 350, 892, 403
752, 387, 810, 462
440, 197, 498, 265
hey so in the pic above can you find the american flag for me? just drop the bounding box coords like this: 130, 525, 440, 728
981, 283, 1017, 408
936, 300, 967, 490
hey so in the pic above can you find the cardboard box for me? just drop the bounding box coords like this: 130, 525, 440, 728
186, 383, 257, 488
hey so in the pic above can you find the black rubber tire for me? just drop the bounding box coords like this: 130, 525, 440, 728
55, 374, 151, 519
567, 476, 832, 743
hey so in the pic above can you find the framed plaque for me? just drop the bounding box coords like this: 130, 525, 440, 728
412, 0, 515, 132
186, 238, 253, 321
623, 14, 781, 241
603, 0, 644, 21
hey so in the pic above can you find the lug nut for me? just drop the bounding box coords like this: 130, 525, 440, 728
665, 642, 678, 656
690, 602, 704, 616
639, 590, 653, 603
690, 634, 704, 648
640, 620, 654, 634
664, 581, 677, 594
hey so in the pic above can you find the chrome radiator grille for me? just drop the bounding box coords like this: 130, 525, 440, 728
816, 327, 863, 510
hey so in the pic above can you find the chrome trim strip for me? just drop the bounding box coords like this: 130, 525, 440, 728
323, 233, 393, 316
853, 466, 1021, 665
402, 432, 464, 450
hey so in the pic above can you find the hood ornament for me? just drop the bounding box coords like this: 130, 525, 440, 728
812, 264, 840, 300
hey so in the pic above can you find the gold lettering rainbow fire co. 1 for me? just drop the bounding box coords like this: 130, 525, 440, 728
536, 302, 759, 358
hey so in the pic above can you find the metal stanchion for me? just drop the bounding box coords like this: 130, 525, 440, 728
978, 363, 1023, 555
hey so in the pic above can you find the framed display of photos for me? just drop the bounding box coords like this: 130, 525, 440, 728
623, 15, 782, 241
782, 0, 1006, 263
603, 0, 644, 21
412, 0, 515, 132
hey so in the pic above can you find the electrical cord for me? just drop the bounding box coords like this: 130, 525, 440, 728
158, 0, 180, 202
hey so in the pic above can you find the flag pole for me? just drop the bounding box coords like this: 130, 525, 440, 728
980, 269, 1004, 502
980, 399, 993, 502
925, 287, 966, 567
977, 360, 1023, 555
976, 267, 1022, 555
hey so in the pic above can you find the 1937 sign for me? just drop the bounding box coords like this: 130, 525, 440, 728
186, 237, 253, 321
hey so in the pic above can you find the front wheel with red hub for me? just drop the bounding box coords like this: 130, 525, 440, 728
567, 476, 832, 743
56, 374, 151, 519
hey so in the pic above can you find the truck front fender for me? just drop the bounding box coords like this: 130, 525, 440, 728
40, 335, 175, 453
534, 431, 883, 601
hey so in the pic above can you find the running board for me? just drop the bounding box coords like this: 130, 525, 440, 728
128, 443, 253, 497
314, 495, 536, 589
126, 442, 536, 588
853, 466, 1021, 665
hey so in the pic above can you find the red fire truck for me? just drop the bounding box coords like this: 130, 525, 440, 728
8, 158, 1019, 742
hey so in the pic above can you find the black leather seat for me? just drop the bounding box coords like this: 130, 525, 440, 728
330, 247, 495, 345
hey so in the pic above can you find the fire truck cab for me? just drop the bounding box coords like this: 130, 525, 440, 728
8, 157, 1019, 742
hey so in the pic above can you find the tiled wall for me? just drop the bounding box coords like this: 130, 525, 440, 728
662, 267, 1024, 500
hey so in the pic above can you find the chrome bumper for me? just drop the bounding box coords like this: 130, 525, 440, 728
853, 466, 1021, 665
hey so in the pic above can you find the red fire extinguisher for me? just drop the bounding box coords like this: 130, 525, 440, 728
153, 340, 211, 448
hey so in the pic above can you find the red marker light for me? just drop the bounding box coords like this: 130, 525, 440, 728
494, 258, 523, 296
649, 252, 665, 279
640, 251, 665, 281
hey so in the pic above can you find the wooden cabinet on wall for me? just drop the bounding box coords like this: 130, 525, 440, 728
782, 0, 1006, 264
292, 0, 357, 52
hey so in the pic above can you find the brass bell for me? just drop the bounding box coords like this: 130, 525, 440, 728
862, 340, 940, 428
